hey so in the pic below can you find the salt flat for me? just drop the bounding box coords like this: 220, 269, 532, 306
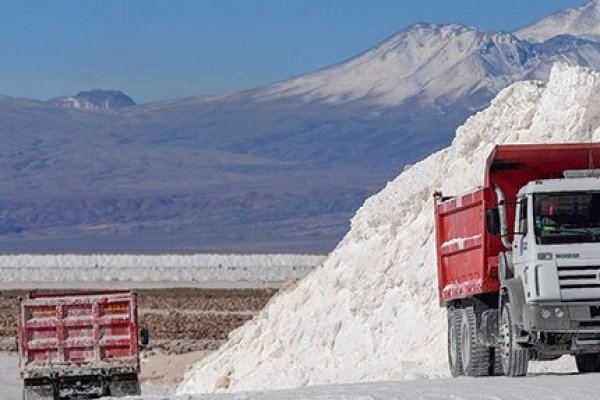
0, 353, 24, 400
111, 373, 600, 400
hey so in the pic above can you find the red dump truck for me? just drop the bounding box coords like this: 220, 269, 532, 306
435, 143, 600, 377
17, 290, 149, 399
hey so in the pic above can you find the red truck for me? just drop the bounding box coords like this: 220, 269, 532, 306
17, 290, 149, 399
435, 143, 600, 377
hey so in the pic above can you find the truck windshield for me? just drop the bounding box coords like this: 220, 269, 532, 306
534, 191, 600, 245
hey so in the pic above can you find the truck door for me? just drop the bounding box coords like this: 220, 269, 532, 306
514, 196, 535, 295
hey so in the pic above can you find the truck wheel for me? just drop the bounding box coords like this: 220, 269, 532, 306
498, 303, 528, 377
447, 308, 463, 377
576, 354, 600, 373
459, 307, 490, 376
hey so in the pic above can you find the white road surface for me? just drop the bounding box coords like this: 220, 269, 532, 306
136, 375, 600, 399
104, 357, 599, 399
2, 352, 599, 400
0, 353, 22, 400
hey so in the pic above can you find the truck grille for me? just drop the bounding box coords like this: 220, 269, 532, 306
557, 265, 600, 301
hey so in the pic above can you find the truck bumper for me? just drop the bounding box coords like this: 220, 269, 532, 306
523, 302, 600, 332
22, 365, 139, 379
24, 373, 140, 399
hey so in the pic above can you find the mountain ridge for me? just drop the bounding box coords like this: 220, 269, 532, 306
517, 0, 600, 42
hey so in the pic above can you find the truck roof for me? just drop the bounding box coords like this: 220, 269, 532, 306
485, 143, 600, 202
485, 143, 600, 188
520, 177, 600, 195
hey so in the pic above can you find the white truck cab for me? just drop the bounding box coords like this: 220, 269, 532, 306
498, 176, 600, 371
513, 177, 600, 304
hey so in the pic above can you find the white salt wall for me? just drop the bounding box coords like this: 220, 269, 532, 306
0, 254, 322, 283
177, 63, 600, 394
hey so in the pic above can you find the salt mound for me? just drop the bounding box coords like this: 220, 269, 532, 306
177, 63, 600, 394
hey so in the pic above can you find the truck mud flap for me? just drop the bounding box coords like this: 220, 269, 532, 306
57, 378, 104, 399
502, 278, 526, 326
109, 375, 141, 397
481, 309, 499, 346
22, 384, 54, 400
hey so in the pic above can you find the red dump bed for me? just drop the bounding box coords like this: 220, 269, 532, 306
435, 143, 600, 305
435, 188, 502, 304
17, 291, 140, 379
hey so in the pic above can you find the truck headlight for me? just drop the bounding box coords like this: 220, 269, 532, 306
541, 308, 551, 319
555, 308, 564, 318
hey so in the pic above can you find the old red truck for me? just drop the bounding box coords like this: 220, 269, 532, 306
435, 143, 600, 377
17, 290, 148, 399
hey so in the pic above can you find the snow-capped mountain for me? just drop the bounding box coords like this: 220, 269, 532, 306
261, 24, 528, 107
52, 89, 136, 111
517, 0, 600, 42
4, 3, 600, 253
260, 23, 600, 109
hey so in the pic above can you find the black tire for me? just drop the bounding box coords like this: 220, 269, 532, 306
459, 307, 491, 376
576, 354, 600, 373
490, 346, 505, 376
498, 303, 528, 377
447, 308, 463, 377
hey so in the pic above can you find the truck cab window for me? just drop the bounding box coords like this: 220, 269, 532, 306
518, 197, 528, 236
534, 191, 600, 245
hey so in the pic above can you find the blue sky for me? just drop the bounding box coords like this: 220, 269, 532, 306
0, 0, 588, 103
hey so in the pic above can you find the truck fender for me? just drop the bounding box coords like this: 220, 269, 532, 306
501, 278, 526, 327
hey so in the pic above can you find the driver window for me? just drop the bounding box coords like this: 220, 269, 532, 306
519, 198, 528, 236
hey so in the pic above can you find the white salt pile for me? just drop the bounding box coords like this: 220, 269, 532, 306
177, 63, 600, 394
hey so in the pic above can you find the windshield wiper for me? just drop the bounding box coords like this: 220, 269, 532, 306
546, 227, 597, 241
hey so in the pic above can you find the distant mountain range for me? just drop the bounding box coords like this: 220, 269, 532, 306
2, 1, 600, 253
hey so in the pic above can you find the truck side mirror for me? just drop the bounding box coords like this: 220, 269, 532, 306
140, 327, 150, 347
486, 208, 501, 236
